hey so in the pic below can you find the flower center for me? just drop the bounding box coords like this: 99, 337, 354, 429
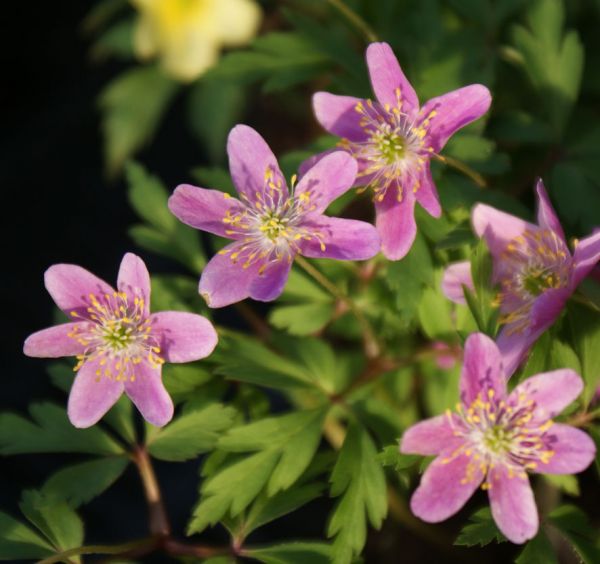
259, 211, 290, 242
372, 125, 406, 164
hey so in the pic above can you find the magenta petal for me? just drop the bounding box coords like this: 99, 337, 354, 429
535, 423, 596, 474
442, 261, 472, 305
312, 92, 367, 142
375, 187, 417, 261
410, 451, 483, 522
150, 312, 218, 363
535, 179, 565, 241
415, 163, 441, 218
168, 184, 244, 238
24, 323, 86, 358
572, 230, 600, 287
420, 84, 491, 151
117, 253, 151, 315
509, 369, 583, 422
227, 125, 287, 201
125, 363, 173, 427
249, 259, 292, 302
400, 414, 461, 456
487, 466, 538, 544
366, 42, 418, 115
299, 216, 381, 260
461, 333, 506, 405
295, 151, 358, 214
45, 264, 114, 314
67, 359, 124, 428
199, 243, 260, 308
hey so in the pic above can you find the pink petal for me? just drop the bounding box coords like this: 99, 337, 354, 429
400, 414, 462, 456
534, 423, 596, 474
45, 264, 114, 314
461, 333, 506, 406
441, 261, 473, 305
487, 465, 538, 544
535, 179, 565, 241
508, 369, 583, 422
299, 216, 381, 260
227, 125, 288, 202
410, 450, 483, 522
67, 359, 124, 428
150, 312, 218, 363
572, 230, 600, 287
420, 84, 491, 152
294, 151, 358, 214
375, 186, 417, 260
415, 162, 441, 218
312, 92, 367, 142
125, 362, 173, 427
24, 323, 86, 358
168, 184, 244, 238
249, 259, 293, 302
117, 253, 151, 316
366, 42, 418, 115
199, 243, 261, 308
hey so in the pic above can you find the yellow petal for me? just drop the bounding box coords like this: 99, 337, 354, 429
213, 0, 262, 47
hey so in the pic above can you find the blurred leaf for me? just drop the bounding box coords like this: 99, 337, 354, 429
81, 0, 128, 34
515, 530, 558, 564
328, 424, 387, 564
90, 20, 134, 61
568, 302, 600, 405
0, 403, 123, 456
542, 473, 580, 496
190, 166, 236, 196
244, 542, 331, 564
418, 285, 454, 340
454, 507, 507, 547
100, 67, 178, 176
378, 446, 419, 471
269, 302, 335, 336
0, 512, 53, 560
148, 404, 236, 461
444, 134, 510, 175
548, 505, 600, 563
162, 363, 213, 402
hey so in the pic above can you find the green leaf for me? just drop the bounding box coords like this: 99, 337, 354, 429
148, 404, 236, 461
269, 302, 335, 336
542, 474, 580, 497
0, 402, 123, 456
328, 424, 387, 564
190, 166, 236, 196
568, 302, 600, 405
219, 408, 326, 494
42, 457, 129, 507
0, 512, 54, 560
90, 19, 134, 61
418, 285, 454, 340
162, 363, 213, 402
454, 507, 507, 547
20, 490, 84, 554
548, 505, 600, 563
99, 67, 178, 175
378, 446, 420, 471
244, 542, 331, 564
515, 530, 558, 564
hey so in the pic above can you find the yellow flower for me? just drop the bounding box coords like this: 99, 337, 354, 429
132, 0, 262, 82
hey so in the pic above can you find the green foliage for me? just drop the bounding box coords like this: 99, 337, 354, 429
548, 505, 600, 563
516, 530, 558, 564
568, 303, 600, 405
244, 542, 331, 564
454, 508, 507, 547
0, 512, 54, 561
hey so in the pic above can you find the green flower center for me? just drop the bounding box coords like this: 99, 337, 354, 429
483, 425, 511, 454
373, 129, 406, 164
259, 212, 289, 242
102, 319, 136, 351
522, 268, 561, 296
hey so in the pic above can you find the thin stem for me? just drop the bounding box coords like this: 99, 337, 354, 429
325, 0, 378, 43
433, 154, 487, 188
38, 538, 157, 564
567, 407, 600, 428
295, 256, 380, 359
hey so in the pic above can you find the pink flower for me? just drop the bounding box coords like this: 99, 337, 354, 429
442, 180, 600, 376
401, 333, 595, 544
24, 253, 218, 428
168, 125, 381, 308
310, 42, 491, 260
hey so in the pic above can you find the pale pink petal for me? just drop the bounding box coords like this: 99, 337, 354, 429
199, 243, 261, 308
312, 92, 367, 142
249, 259, 292, 302
125, 362, 173, 427
441, 261, 473, 305
572, 230, 600, 287
150, 312, 218, 363
535, 179, 565, 241
168, 184, 244, 238
45, 264, 114, 314
487, 465, 538, 544
117, 253, 151, 316
410, 451, 483, 522
299, 216, 380, 260
294, 151, 358, 214
400, 414, 462, 456
67, 359, 124, 428
24, 323, 86, 358
534, 424, 596, 474
415, 162, 441, 218
420, 84, 491, 152
298, 149, 338, 179
366, 42, 418, 115
508, 369, 583, 422
461, 333, 506, 406
227, 125, 288, 201
375, 186, 417, 261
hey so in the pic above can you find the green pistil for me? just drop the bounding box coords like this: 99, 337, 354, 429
376, 131, 406, 164
523, 269, 558, 296
483, 425, 511, 454
260, 213, 288, 242
103, 322, 134, 350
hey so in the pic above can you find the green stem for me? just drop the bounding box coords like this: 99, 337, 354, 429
325, 0, 378, 43
38, 538, 157, 564
295, 256, 380, 359
433, 154, 487, 188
